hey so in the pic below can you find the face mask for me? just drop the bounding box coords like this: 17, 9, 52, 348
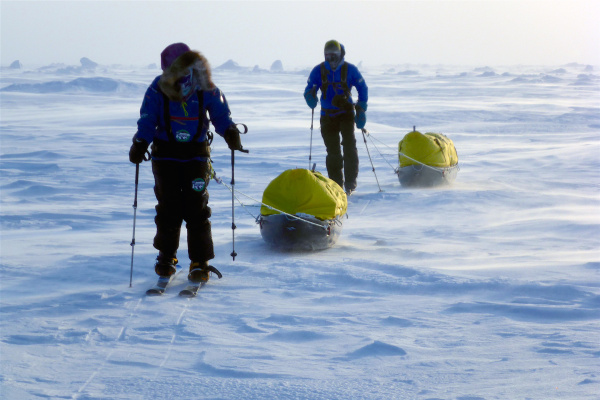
325, 52, 341, 70
178, 68, 194, 97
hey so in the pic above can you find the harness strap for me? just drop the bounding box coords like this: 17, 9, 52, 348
190, 90, 205, 142
160, 91, 174, 142
322, 109, 347, 117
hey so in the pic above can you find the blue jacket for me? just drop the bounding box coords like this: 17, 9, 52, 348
305, 55, 368, 116
135, 75, 233, 161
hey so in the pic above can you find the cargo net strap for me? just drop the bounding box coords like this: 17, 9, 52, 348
212, 171, 330, 231
362, 130, 458, 175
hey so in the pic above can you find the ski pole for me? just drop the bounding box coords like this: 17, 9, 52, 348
129, 163, 140, 287
229, 125, 249, 261
230, 149, 238, 261
309, 108, 314, 170
361, 128, 382, 192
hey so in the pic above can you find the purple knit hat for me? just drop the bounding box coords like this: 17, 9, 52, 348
160, 43, 191, 70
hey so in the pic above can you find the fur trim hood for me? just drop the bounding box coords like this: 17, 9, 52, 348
158, 51, 215, 101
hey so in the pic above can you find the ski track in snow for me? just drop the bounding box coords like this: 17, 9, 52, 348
1, 63, 599, 399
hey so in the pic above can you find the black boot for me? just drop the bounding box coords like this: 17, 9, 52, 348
154, 252, 178, 277
188, 261, 210, 282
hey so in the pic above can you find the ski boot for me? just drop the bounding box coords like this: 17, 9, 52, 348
154, 252, 178, 277
188, 261, 223, 282
345, 184, 356, 197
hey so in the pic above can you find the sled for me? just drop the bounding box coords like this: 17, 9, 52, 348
397, 130, 459, 187
397, 163, 459, 187
258, 168, 347, 251
258, 213, 343, 251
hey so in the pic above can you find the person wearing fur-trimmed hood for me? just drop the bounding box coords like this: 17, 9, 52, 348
304, 40, 368, 195
129, 42, 246, 282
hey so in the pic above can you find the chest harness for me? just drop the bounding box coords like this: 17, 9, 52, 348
320, 62, 349, 101
153, 90, 212, 159
320, 63, 354, 117
160, 90, 210, 144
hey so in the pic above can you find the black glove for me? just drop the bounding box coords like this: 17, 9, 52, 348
224, 125, 243, 151
129, 136, 149, 164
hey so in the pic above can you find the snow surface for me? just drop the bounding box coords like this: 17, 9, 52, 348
1, 61, 599, 400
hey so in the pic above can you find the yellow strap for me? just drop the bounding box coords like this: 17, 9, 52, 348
181, 101, 188, 117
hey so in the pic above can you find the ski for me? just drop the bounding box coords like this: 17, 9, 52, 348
178, 266, 222, 297
179, 266, 222, 297
146, 265, 181, 296
179, 281, 206, 298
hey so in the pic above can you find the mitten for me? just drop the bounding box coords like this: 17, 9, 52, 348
304, 87, 318, 109
129, 136, 149, 164
224, 125, 243, 151
355, 101, 367, 129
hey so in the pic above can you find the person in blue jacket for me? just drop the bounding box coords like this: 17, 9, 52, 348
304, 40, 368, 195
129, 42, 245, 282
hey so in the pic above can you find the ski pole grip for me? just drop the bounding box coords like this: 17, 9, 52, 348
234, 123, 249, 153
235, 123, 248, 134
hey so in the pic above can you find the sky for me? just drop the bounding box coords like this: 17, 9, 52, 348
1, 0, 599, 69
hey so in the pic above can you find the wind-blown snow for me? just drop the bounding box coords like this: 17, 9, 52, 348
1, 62, 599, 399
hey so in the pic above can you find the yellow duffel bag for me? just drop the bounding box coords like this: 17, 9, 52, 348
398, 130, 458, 168
260, 169, 347, 221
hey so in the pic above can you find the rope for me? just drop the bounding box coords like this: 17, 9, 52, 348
396, 149, 459, 175
360, 129, 382, 192
362, 130, 397, 172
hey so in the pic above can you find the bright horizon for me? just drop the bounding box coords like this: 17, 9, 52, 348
1, 0, 599, 68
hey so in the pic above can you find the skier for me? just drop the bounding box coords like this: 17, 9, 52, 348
303, 40, 368, 195
129, 42, 245, 283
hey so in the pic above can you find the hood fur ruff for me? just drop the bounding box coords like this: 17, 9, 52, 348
158, 51, 214, 101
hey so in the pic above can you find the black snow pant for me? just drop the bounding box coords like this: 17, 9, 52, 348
320, 111, 359, 192
151, 160, 214, 263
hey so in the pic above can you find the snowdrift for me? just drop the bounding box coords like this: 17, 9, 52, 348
397, 130, 459, 187
258, 169, 346, 250
0, 77, 145, 94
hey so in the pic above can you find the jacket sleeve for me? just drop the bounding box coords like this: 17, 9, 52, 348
135, 83, 162, 144
350, 66, 368, 103
304, 65, 321, 94
205, 88, 234, 136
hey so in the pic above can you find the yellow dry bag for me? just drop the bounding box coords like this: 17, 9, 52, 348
398, 131, 458, 168
260, 169, 347, 221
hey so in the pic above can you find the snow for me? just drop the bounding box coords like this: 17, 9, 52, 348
1, 61, 599, 400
